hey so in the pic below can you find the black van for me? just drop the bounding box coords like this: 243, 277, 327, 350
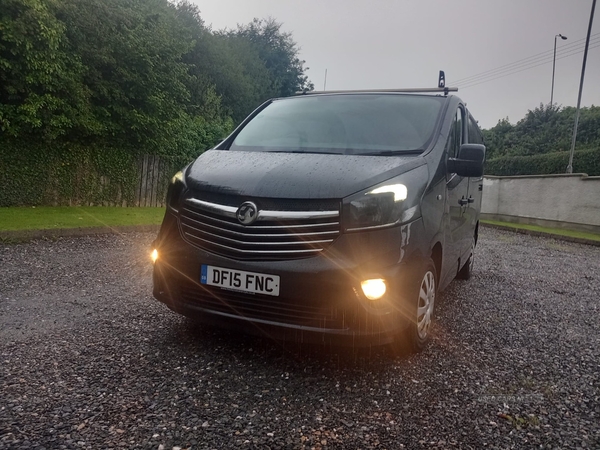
151, 88, 485, 351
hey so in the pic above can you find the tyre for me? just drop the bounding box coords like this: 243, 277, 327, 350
400, 258, 437, 353
456, 237, 475, 280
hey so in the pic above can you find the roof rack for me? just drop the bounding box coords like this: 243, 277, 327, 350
295, 87, 458, 96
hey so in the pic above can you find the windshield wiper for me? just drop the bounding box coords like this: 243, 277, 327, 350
363, 149, 424, 156
267, 150, 339, 155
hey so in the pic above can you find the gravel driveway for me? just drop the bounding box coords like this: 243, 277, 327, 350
1, 228, 598, 449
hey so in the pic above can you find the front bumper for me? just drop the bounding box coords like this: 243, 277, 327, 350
152, 210, 422, 346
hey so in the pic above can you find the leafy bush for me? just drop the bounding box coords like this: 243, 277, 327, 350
485, 147, 600, 177
482, 104, 600, 160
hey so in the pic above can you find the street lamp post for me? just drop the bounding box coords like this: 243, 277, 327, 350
551, 34, 567, 106
567, 0, 596, 174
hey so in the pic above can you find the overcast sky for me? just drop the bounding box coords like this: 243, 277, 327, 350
192, 0, 599, 129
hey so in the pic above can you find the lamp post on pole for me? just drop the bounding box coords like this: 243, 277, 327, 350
551, 34, 567, 106
567, 0, 596, 174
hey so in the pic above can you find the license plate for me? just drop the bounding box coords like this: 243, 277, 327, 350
200, 265, 280, 296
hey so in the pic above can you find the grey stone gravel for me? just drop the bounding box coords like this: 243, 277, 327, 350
0, 229, 599, 449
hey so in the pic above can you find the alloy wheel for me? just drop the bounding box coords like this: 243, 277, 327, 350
416, 270, 436, 340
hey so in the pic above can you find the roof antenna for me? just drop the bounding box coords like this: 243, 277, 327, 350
438, 70, 449, 96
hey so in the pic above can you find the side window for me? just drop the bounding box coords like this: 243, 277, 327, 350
468, 114, 483, 144
447, 107, 464, 158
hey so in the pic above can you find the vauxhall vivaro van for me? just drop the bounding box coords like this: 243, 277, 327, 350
152, 88, 485, 351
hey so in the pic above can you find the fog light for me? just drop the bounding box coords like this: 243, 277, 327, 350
151, 248, 158, 263
361, 278, 386, 300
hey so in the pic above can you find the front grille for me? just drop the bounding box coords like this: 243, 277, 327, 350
179, 195, 341, 260
179, 282, 356, 329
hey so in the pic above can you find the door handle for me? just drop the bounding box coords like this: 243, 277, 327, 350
467, 197, 475, 203
458, 198, 469, 206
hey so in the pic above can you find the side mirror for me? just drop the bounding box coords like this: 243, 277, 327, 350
448, 144, 486, 177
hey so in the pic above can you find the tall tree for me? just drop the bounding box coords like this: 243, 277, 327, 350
195, 32, 274, 123
54, 0, 198, 151
173, 1, 271, 124
232, 18, 314, 98
0, 0, 93, 139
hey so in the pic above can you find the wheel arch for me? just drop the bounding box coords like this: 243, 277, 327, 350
431, 241, 443, 282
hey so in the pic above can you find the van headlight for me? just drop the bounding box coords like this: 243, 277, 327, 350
342, 166, 427, 232
166, 168, 188, 212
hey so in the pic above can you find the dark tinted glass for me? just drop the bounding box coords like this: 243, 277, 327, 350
230, 94, 445, 155
446, 107, 463, 159
468, 114, 483, 144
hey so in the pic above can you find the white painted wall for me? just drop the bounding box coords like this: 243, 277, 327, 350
481, 174, 600, 231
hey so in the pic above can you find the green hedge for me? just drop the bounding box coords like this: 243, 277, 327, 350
485, 147, 600, 177
0, 116, 229, 207
0, 141, 138, 206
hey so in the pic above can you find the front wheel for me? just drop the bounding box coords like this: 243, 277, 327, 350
400, 259, 437, 353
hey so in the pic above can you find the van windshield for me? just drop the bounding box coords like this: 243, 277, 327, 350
229, 94, 445, 155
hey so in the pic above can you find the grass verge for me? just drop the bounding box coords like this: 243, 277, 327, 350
0, 206, 165, 231
481, 219, 600, 243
